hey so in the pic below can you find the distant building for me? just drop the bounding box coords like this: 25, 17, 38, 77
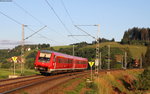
26, 47, 31, 51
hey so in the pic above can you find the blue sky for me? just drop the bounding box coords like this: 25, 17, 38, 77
0, 0, 150, 49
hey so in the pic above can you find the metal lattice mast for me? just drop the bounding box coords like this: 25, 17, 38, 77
21, 24, 25, 75
73, 24, 100, 74
95, 24, 100, 74
21, 25, 46, 75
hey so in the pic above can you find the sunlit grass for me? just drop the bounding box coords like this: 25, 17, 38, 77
95, 69, 143, 94
0, 68, 39, 79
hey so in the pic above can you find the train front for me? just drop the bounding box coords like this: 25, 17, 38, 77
34, 50, 53, 74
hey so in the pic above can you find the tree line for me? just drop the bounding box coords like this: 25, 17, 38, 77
121, 27, 150, 45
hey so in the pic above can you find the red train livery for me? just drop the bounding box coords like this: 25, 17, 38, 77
34, 50, 88, 74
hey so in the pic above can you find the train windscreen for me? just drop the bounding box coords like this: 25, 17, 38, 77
38, 52, 51, 63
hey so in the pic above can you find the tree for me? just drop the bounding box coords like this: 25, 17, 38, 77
111, 38, 115, 42
121, 27, 150, 45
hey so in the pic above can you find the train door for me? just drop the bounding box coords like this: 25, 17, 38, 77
72, 59, 76, 70
53, 55, 56, 69
55, 56, 61, 69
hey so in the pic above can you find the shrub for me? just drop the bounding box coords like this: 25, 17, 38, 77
133, 68, 150, 90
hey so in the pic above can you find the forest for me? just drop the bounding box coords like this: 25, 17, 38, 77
121, 27, 150, 45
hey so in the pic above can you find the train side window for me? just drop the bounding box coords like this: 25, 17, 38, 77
68, 59, 73, 64
77, 61, 79, 64
58, 58, 61, 63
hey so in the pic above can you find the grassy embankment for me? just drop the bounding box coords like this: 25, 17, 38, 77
47, 69, 145, 94
0, 68, 39, 79
95, 69, 145, 94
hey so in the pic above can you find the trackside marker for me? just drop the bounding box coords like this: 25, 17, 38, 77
12, 56, 18, 63
89, 62, 94, 80
89, 62, 94, 67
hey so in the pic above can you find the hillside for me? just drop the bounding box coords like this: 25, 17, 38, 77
0, 42, 147, 70
53, 42, 147, 59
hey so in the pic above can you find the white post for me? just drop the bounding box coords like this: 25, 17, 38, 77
124, 52, 127, 69
108, 45, 110, 70
13, 61, 15, 75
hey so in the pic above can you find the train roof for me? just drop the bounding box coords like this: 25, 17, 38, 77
40, 50, 88, 60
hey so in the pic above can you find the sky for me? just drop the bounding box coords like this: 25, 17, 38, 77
0, 0, 150, 49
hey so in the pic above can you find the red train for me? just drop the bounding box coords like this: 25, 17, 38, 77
34, 50, 88, 74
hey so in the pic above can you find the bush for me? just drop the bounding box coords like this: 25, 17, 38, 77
25, 58, 35, 69
86, 82, 98, 94
133, 68, 150, 90
1, 60, 12, 68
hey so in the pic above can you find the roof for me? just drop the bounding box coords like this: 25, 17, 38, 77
40, 50, 88, 61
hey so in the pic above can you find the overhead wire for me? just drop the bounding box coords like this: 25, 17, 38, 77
26, 27, 65, 45
13, 0, 76, 44
0, 10, 22, 25
45, 0, 80, 42
60, 0, 92, 42
0, 10, 62, 45
60, 0, 74, 25
13, 1, 44, 25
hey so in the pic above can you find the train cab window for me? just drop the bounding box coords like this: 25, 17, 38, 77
38, 53, 51, 63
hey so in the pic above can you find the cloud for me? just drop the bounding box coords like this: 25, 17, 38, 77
0, 40, 31, 45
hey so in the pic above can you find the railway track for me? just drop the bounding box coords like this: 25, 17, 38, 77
0, 71, 89, 94
0, 75, 45, 93
0, 69, 142, 94
0, 75, 44, 85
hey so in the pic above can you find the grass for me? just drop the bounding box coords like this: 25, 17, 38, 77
0, 68, 39, 79
0, 68, 12, 79
66, 81, 86, 94
95, 69, 144, 94
62, 78, 80, 88
85, 82, 98, 94
52, 45, 74, 51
